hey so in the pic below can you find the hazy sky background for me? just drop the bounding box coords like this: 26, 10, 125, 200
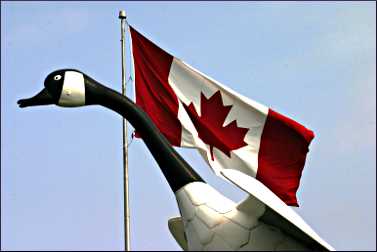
1, 2, 376, 251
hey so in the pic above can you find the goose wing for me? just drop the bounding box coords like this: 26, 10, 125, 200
221, 169, 334, 251
168, 217, 188, 251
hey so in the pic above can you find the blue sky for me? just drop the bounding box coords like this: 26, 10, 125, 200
1, 2, 376, 251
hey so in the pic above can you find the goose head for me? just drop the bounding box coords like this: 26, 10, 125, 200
18, 69, 87, 108
18, 68, 204, 192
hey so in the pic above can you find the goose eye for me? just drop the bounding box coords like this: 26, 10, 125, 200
53, 75, 62, 81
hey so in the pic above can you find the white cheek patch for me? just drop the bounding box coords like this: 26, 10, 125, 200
58, 71, 85, 106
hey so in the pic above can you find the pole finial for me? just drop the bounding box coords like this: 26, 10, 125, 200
119, 10, 127, 20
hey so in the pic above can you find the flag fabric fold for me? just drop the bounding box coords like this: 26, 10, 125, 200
129, 26, 314, 206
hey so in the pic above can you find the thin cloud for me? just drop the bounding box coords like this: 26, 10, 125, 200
333, 70, 376, 153
5, 7, 90, 47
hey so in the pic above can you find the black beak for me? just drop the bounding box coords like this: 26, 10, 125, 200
17, 88, 55, 108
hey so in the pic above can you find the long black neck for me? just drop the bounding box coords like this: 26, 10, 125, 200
84, 75, 204, 192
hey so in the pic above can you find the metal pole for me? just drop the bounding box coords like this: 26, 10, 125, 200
119, 10, 130, 251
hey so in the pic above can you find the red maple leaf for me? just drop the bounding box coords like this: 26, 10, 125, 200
183, 91, 249, 161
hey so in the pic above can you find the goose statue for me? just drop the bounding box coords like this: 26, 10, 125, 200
18, 69, 334, 251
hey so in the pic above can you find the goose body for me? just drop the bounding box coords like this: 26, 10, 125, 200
173, 181, 308, 251
18, 69, 334, 251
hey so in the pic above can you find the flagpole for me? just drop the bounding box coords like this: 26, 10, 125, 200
119, 10, 130, 251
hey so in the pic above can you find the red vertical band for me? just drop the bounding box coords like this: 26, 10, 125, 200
130, 26, 182, 146
257, 109, 315, 206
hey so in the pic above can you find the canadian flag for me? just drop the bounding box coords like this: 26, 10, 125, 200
130, 26, 314, 206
